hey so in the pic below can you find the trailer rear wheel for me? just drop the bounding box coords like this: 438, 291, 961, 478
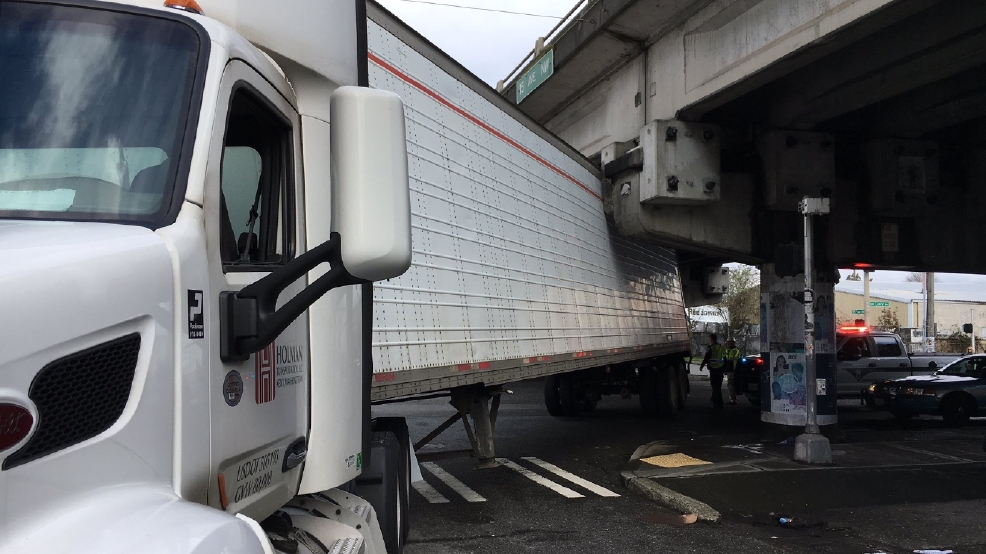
559, 373, 582, 416
656, 366, 677, 415
544, 375, 564, 416
639, 367, 659, 417
676, 363, 689, 410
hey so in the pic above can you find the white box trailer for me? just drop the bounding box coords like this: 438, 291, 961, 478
365, 4, 692, 463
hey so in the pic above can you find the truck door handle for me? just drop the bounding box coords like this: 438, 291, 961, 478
868, 362, 877, 367
282, 437, 308, 472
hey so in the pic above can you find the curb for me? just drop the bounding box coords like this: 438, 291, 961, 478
621, 471, 722, 524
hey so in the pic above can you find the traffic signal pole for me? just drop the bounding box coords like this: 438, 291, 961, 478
795, 197, 832, 464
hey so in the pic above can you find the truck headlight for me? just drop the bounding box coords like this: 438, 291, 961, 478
868, 384, 877, 393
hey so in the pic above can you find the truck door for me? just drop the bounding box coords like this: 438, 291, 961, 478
866, 335, 910, 387
204, 61, 308, 521
837, 335, 870, 396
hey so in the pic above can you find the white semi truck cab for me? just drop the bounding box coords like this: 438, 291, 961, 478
0, 0, 414, 552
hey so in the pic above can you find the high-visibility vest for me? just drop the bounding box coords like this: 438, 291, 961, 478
725, 348, 741, 370
708, 344, 725, 369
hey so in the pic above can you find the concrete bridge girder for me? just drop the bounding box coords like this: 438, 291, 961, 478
504, 0, 986, 276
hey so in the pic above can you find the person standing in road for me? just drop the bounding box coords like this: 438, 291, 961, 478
724, 339, 741, 405
699, 333, 726, 409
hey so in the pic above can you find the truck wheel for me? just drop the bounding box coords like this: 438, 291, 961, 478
372, 418, 411, 548
544, 375, 564, 416
583, 396, 599, 412
559, 373, 582, 416
942, 394, 975, 427
638, 367, 659, 417
357, 430, 407, 554
676, 363, 689, 410
655, 366, 677, 416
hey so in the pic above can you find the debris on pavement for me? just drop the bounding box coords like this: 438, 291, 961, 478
639, 453, 712, 468
645, 512, 699, 526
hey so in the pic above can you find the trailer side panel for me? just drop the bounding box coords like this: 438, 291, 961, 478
366, 9, 689, 400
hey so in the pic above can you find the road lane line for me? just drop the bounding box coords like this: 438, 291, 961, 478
520, 457, 620, 497
420, 462, 486, 502
411, 478, 451, 503
886, 442, 973, 463
497, 458, 584, 498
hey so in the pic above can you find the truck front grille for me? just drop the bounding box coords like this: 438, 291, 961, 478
2, 333, 141, 470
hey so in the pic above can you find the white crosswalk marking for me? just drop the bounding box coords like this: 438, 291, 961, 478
412, 478, 451, 503
420, 462, 487, 502
497, 458, 584, 498
520, 457, 621, 497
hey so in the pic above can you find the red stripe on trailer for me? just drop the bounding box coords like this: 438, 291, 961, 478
367, 52, 603, 203
455, 362, 494, 372
374, 373, 396, 382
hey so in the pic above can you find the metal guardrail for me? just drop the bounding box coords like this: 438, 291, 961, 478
497, 0, 591, 92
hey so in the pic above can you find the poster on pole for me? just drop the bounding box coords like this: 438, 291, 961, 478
770, 346, 807, 414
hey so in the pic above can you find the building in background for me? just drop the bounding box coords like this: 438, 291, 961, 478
835, 282, 986, 352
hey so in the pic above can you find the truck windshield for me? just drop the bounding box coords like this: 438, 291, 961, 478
0, 3, 202, 225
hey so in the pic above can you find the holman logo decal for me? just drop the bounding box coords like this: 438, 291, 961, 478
255, 343, 276, 404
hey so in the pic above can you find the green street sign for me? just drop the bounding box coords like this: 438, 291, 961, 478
516, 50, 553, 103
852, 309, 865, 314
870, 301, 889, 307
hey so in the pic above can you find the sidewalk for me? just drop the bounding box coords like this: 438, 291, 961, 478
687, 361, 710, 380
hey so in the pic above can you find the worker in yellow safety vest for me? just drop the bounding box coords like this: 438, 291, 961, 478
699, 333, 726, 409
724, 339, 741, 405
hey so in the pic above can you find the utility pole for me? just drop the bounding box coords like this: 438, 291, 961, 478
927, 273, 936, 352
795, 197, 832, 465
863, 270, 871, 324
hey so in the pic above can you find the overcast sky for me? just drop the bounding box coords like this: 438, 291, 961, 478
376, 0, 580, 86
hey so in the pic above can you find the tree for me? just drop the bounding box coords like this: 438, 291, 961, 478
905, 272, 940, 283
876, 308, 901, 331
845, 271, 861, 281
717, 265, 760, 331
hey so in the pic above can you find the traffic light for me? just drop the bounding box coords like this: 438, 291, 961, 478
963, 323, 973, 333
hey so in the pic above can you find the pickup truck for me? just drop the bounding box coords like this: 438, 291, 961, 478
737, 328, 958, 405
836, 327, 958, 400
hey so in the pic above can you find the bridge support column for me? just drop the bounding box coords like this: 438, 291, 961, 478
760, 264, 838, 440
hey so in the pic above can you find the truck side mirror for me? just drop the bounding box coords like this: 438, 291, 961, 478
219, 88, 412, 362
330, 87, 412, 281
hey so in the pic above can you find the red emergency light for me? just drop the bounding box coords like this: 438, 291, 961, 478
839, 325, 869, 333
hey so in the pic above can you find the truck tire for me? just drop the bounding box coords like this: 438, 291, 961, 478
357, 430, 407, 554
676, 363, 689, 410
638, 367, 659, 417
559, 373, 582, 416
544, 375, 564, 416
655, 366, 677, 416
372, 418, 411, 548
941, 394, 975, 427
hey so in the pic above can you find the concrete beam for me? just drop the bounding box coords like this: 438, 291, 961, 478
652, 0, 901, 121
768, 1, 986, 128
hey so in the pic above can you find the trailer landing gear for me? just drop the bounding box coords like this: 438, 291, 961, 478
413, 384, 507, 469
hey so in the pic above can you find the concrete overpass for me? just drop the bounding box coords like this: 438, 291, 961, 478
500, 0, 986, 434
501, 0, 986, 295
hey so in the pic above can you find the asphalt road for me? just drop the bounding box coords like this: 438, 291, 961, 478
374, 377, 986, 553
